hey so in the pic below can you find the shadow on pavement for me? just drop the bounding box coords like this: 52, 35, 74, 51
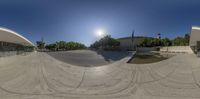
94, 50, 130, 62
46, 50, 130, 67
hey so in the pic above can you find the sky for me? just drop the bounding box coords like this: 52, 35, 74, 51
0, 0, 200, 46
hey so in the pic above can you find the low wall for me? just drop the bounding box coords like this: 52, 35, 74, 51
0, 51, 30, 57
136, 47, 158, 52
160, 46, 193, 54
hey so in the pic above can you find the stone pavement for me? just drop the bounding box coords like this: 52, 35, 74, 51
46, 50, 130, 67
0, 51, 200, 99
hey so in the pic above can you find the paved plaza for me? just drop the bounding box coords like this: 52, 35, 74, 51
0, 51, 200, 99
46, 50, 130, 67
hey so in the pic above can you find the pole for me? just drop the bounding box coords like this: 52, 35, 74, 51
132, 30, 137, 53
132, 30, 134, 51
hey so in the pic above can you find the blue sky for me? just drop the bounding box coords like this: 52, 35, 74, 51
0, 0, 200, 46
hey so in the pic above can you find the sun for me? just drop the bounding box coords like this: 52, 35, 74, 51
96, 29, 105, 37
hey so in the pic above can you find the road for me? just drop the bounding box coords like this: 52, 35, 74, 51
0, 51, 200, 99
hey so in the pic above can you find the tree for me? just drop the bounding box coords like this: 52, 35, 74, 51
139, 34, 189, 47
90, 35, 120, 50
172, 37, 188, 46
90, 41, 101, 49
161, 38, 172, 46
57, 41, 66, 50
184, 33, 190, 44
139, 38, 161, 47
45, 44, 57, 51
152, 38, 161, 46
36, 41, 45, 49
45, 41, 86, 51
139, 38, 150, 47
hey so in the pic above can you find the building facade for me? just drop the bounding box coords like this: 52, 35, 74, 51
189, 26, 200, 53
117, 36, 151, 50
0, 27, 34, 56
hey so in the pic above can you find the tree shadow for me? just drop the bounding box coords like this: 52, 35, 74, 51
93, 50, 130, 62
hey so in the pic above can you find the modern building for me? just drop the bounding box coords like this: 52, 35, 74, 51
117, 36, 152, 50
189, 26, 200, 53
0, 27, 34, 56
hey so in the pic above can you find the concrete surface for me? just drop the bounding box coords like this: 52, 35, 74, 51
0, 51, 200, 99
46, 50, 129, 67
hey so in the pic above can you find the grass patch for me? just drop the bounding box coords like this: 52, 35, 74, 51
128, 53, 168, 64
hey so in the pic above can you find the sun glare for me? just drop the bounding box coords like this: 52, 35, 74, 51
96, 29, 105, 37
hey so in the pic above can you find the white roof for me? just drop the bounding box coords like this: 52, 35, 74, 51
0, 27, 34, 46
192, 26, 200, 30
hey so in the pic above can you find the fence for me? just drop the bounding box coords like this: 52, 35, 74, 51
136, 47, 158, 52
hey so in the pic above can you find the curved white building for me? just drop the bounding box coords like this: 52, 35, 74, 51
0, 27, 34, 46
0, 27, 34, 56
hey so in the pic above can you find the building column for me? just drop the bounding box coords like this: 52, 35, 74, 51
0, 42, 3, 50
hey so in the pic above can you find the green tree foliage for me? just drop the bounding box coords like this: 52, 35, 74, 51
65, 41, 86, 50
161, 38, 172, 46
184, 33, 190, 44
45, 43, 57, 51
90, 35, 120, 50
36, 41, 45, 49
139, 38, 151, 47
139, 38, 162, 47
139, 34, 189, 47
172, 37, 188, 46
45, 41, 86, 51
